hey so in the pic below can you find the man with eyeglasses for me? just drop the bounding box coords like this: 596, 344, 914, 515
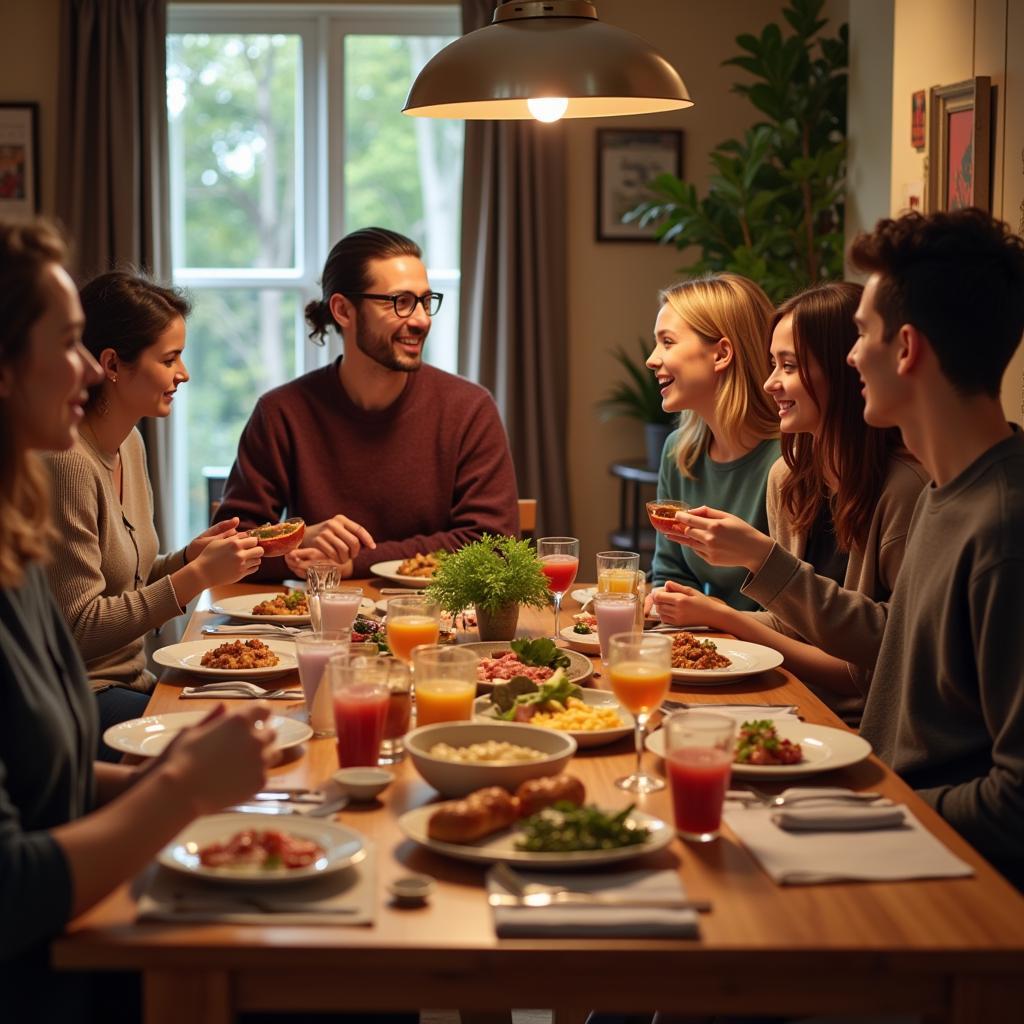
216, 226, 518, 579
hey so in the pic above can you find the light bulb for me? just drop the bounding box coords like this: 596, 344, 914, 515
527, 96, 569, 123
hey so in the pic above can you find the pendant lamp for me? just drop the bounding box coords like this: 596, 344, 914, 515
403, 0, 692, 123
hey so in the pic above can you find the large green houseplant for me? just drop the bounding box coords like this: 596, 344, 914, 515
425, 534, 551, 641
628, 0, 847, 302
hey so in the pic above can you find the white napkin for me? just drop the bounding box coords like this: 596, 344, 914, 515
135, 842, 376, 925
724, 805, 974, 884
487, 869, 699, 938
772, 805, 907, 831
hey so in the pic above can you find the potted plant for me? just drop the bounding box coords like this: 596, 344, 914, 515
425, 534, 552, 641
597, 339, 676, 469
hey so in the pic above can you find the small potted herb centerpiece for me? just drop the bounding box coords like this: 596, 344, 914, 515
425, 534, 551, 641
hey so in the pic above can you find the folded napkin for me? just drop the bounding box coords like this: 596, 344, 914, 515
487, 869, 699, 938
724, 805, 973, 884
135, 842, 376, 925
772, 805, 906, 831
662, 701, 800, 722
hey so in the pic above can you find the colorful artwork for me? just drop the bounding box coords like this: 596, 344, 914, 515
0, 144, 27, 200
0, 105, 38, 220
911, 91, 926, 150
927, 78, 990, 214
946, 109, 974, 209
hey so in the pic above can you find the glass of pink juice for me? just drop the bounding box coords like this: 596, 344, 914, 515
664, 711, 735, 842
536, 536, 580, 638
294, 630, 349, 738
320, 586, 363, 634
593, 591, 638, 665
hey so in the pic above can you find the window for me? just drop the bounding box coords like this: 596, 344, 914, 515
166, 6, 463, 546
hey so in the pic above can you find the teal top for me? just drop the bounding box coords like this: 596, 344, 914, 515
651, 429, 779, 610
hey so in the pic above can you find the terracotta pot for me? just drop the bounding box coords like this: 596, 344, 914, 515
476, 603, 520, 641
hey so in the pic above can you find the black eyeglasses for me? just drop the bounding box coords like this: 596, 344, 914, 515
349, 291, 443, 317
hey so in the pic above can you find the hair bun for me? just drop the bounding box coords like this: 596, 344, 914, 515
304, 298, 333, 345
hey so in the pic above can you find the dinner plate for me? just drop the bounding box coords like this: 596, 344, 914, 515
158, 812, 365, 884
670, 637, 784, 684
472, 688, 634, 749
460, 641, 594, 689
103, 711, 313, 759
209, 592, 312, 625
645, 721, 873, 779
397, 806, 672, 869
369, 559, 436, 588
153, 638, 298, 680
559, 624, 600, 653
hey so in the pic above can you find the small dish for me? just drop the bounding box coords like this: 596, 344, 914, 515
332, 767, 394, 801
388, 874, 436, 907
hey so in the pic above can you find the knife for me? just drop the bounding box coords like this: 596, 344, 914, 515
488, 892, 711, 912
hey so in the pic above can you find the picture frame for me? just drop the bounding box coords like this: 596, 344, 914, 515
911, 90, 926, 151
0, 103, 39, 221
926, 77, 990, 213
596, 128, 683, 242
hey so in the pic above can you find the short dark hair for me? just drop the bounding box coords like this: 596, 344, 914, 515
78, 270, 191, 408
304, 227, 421, 344
849, 208, 1024, 396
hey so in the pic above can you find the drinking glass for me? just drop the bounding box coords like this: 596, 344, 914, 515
319, 585, 364, 634
607, 632, 672, 793
329, 658, 390, 768
593, 591, 638, 665
294, 630, 349, 738
379, 660, 413, 764
386, 595, 441, 662
536, 536, 580, 638
411, 644, 479, 726
664, 711, 735, 841
305, 562, 342, 632
596, 550, 640, 596
646, 499, 690, 538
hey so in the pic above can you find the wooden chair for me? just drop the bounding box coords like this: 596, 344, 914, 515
517, 497, 537, 537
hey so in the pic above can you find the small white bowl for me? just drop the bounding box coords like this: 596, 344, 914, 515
332, 767, 393, 801
388, 874, 436, 906
404, 721, 576, 797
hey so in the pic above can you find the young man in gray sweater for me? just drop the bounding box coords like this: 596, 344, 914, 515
845, 208, 1024, 888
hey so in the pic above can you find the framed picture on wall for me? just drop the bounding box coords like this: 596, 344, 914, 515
0, 103, 40, 221
596, 128, 683, 242
926, 77, 990, 213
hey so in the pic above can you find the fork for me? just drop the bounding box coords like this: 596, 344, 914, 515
202, 624, 303, 637
739, 785, 884, 808
180, 681, 303, 699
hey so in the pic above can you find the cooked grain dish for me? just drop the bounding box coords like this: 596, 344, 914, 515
397, 552, 440, 578
200, 639, 280, 670
530, 697, 623, 732
670, 632, 731, 670
428, 740, 545, 763
251, 591, 308, 616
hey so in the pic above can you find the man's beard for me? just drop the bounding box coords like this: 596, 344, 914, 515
354, 308, 426, 372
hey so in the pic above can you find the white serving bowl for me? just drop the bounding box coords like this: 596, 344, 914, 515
404, 721, 577, 797
332, 767, 394, 801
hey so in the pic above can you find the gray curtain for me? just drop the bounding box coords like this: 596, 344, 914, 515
458, 0, 571, 536
56, 0, 173, 544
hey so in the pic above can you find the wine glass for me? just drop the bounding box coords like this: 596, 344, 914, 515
607, 632, 672, 793
536, 536, 580, 639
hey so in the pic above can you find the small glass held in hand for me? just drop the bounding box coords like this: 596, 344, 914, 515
536, 536, 580, 638
646, 499, 690, 538
664, 711, 735, 842
607, 631, 672, 794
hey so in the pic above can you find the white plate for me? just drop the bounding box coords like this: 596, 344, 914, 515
559, 624, 600, 652
103, 711, 313, 758
670, 638, 784, 684
153, 638, 298, 680
369, 559, 435, 588
645, 721, 872, 779
158, 812, 365, 884
210, 592, 312, 625
461, 641, 594, 689
570, 587, 596, 609
473, 689, 633, 749
398, 806, 672, 869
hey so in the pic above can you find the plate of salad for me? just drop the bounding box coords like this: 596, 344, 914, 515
473, 671, 633, 748
464, 638, 593, 689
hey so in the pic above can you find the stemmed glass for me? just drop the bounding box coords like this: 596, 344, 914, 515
607, 632, 672, 793
536, 536, 580, 639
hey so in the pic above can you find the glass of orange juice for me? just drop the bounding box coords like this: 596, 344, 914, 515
411, 644, 479, 726
607, 631, 671, 794
386, 595, 441, 662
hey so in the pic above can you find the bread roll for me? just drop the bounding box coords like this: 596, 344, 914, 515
427, 786, 520, 843
515, 774, 585, 817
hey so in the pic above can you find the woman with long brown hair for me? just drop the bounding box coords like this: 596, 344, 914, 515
653, 282, 928, 723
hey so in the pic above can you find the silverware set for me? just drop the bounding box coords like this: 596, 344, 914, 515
202, 623, 303, 637
180, 680, 303, 700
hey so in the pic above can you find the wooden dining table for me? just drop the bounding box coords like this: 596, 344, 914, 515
53, 580, 1024, 1024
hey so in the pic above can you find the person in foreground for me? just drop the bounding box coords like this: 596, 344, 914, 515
215, 226, 519, 580
0, 219, 278, 1019
45, 272, 264, 755
644, 273, 780, 611
649, 283, 928, 726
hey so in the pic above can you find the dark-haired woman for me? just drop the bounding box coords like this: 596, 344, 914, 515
652, 283, 928, 724
45, 271, 263, 752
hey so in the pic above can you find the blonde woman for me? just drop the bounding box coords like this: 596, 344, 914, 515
645, 273, 779, 613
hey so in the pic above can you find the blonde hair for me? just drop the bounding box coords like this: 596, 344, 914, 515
0, 220, 63, 587
660, 273, 779, 478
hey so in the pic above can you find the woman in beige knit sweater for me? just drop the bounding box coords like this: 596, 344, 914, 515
649, 283, 928, 725
45, 272, 263, 755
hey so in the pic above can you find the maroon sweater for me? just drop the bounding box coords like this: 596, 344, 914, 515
215, 359, 519, 579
